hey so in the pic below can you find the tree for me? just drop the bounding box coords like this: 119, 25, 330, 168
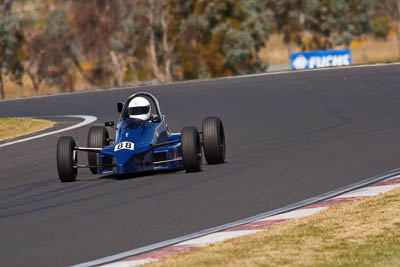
381, 0, 400, 57
263, 0, 304, 56
192, 0, 273, 77
300, 0, 373, 51
120, 0, 273, 81
26, 3, 79, 93
0, 6, 25, 99
68, 0, 123, 87
0, 0, 12, 14
122, 0, 193, 82
371, 17, 392, 40
345, 0, 374, 61
302, 0, 343, 50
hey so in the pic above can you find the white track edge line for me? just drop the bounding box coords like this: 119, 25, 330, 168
334, 184, 400, 198
72, 168, 400, 267
259, 207, 328, 221
177, 230, 260, 247
0, 115, 97, 148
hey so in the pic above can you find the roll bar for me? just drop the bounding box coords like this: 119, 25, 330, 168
119, 92, 163, 121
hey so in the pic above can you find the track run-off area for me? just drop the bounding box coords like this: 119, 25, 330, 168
0, 64, 400, 266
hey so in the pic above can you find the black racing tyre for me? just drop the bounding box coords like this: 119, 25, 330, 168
57, 136, 78, 183
181, 127, 202, 172
202, 117, 226, 164
87, 126, 110, 174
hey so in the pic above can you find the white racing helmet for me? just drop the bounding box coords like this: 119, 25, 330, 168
128, 97, 151, 120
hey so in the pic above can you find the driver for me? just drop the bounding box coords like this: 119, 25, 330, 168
128, 97, 151, 120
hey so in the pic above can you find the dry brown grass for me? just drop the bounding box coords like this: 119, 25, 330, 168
259, 34, 291, 66
147, 187, 400, 267
260, 33, 400, 66
2, 71, 90, 100
351, 34, 400, 64
3, 76, 57, 100
0, 117, 55, 141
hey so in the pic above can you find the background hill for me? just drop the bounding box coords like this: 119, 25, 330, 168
1, 0, 399, 99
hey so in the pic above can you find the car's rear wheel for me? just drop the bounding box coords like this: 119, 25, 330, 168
181, 126, 202, 172
57, 136, 78, 183
202, 116, 226, 164
87, 126, 110, 174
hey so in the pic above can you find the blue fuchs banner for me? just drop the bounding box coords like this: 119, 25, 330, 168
290, 49, 353, 70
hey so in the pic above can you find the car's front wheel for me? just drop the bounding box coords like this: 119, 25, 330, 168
57, 136, 78, 183
87, 126, 110, 174
202, 116, 226, 164
181, 126, 202, 172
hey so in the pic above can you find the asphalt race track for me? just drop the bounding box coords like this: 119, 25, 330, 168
1, 64, 400, 266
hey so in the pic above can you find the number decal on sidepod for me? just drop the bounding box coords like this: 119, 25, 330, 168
114, 142, 135, 152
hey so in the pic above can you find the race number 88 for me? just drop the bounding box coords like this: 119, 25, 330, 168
114, 141, 135, 151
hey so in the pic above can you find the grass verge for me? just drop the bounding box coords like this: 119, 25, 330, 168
0, 117, 55, 142
260, 33, 400, 66
147, 187, 400, 267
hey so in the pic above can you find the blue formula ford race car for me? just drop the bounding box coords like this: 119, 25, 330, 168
56, 92, 226, 182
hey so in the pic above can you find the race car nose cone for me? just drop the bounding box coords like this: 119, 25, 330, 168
112, 144, 152, 174
117, 163, 125, 174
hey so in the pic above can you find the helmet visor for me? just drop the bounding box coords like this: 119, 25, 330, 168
129, 105, 150, 116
